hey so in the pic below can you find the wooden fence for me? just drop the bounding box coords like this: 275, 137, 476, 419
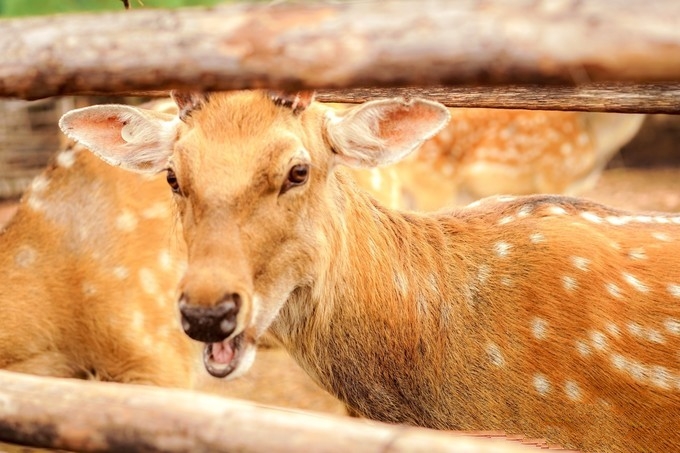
0, 1, 677, 451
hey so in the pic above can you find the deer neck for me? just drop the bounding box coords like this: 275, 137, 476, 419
271, 170, 480, 426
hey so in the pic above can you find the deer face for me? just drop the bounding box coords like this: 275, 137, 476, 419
59, 90, 449, 379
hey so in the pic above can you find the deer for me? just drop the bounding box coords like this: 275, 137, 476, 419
392, 108, 644, 210
60, 90, 680, 453
0, 99, 203, 387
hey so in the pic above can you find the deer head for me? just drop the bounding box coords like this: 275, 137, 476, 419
59, 90, 450, 379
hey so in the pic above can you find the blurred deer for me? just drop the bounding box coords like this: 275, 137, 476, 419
0, 100, 200, 387
350, 107, 644, 211
61, 90, 678, 452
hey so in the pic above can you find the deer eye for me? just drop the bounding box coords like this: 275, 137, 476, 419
166, 169, 182, 195
280, 164, 309, 194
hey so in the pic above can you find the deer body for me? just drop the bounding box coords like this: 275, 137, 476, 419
61, 91, 679, 452
0, 105, 198, 386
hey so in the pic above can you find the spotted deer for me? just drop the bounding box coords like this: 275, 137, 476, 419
0, 99, 203, 387
391, 109, 644, 210
61, 90, 680, 453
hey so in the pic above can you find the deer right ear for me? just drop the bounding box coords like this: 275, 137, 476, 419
58, 105, 178, 173
324, 98, 450, 169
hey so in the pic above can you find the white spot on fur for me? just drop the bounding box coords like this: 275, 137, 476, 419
605, 323, 620, 338
14, 246, 37, 268
634, 215, 653, 223
628, 360, 648, 382
30, 175, 49, 193
532, 318, 547, 340
494, 241, 511, 257
651, 366, 672, 389
564, 380, 581, 401
139, 268, 160, 295
627, 322, 642, 337
570, 256, 590, 271
369, 168, 383, 191
664, 318, 680, 335
529, 232, 545, 244
113, 266, 129, 280
158, 250, 173, 271
394, 271, 408, 296
667, 284, 680, 298
548, 206, 567, 215
500, 276, 513, 287
605, 282, 623, 299
56, 150, 77, 168
116, 210, 138, 232
654, 216, 671, 224
477, 265, 491, 285
610, 353, 626, 370
562, 275, 577, 291
628, 248, 647, 260
486, 342, 505, 367
646, 328, 664, 344
131, 310, 145, 331
606, 215, 631, 226
517, 205, 532, 218
590, 331, 607, 351
533, 374, 551, 395
576, 340, 591, 357
580, 212, 602, 224
498, 216, 514, 225
27, 195, 45, 212
428, 273, 439, 294
622, 272, 649, 293
142, 202, 170, 219
652, 232, 672, 242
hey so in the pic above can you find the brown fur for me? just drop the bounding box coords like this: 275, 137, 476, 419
62, 91, 679, 452
0, 109, 200, 386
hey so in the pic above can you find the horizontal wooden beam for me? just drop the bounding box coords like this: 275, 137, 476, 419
316, 84, 680, 114
0, 371, 567, 452
1, 0, 680, 103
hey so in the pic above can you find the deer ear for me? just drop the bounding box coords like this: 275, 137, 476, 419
59, 104, 178, 173
171, 90, 210, 122
325, 98, 450, 168
268, 90, 315, 114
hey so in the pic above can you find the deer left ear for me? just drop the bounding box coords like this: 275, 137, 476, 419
59, 104, 178, 173
268, 91, 315, 114
325, 98, 451, 168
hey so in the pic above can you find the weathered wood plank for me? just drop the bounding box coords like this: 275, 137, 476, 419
1, 0, 680, 100
316, 84, 680, 114
0, 371, 569, 452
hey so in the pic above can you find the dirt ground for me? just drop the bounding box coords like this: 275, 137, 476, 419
1, 167, 680, 452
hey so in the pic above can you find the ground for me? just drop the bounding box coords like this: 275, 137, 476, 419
0, 167, 679, 452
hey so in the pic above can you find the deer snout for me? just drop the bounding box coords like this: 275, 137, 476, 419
178, 293, 242, 343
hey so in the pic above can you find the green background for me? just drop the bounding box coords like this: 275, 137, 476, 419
0, 0, 228, 17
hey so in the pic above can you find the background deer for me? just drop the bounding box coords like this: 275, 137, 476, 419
279, 103, 644, 211
61, 90, 679, 452
0, 100, 202, 387
392, 109, 644, 210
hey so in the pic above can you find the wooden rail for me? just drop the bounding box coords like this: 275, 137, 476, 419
0, 0, 679, 114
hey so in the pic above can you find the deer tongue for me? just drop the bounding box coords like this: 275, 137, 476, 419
211, 341, 235, 364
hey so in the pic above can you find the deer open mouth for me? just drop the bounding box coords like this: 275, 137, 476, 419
203, 331, 245, 378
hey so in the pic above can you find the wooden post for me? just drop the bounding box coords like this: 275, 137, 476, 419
1, 0, 679, 101
0, 371, 571, 452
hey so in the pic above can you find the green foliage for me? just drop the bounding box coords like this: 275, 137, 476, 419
0, 0, 229, 17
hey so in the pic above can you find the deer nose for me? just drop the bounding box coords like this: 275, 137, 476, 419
178, 293, 241, 343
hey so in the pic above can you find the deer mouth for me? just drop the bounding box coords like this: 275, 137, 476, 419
203, 332, 246, 378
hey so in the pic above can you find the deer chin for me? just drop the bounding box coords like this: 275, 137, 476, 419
203, 331, 254, 379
